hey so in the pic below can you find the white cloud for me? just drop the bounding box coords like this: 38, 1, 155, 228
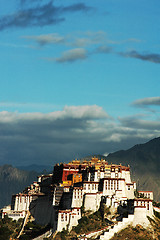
55, 48, 87, 63
0, 105, 109, 123
22, 33, 65, 46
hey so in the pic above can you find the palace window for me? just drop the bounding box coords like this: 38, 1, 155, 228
117, 181, 119, 190
111, 180, 113, 190
108, 181, 110, 190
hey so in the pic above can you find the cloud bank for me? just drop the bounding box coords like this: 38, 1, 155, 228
132, 97, 160, 107
120, 50, 160, 64
0, 1, 92, 30
23, 31, 159, 65
0, 104, 159, 166
23, 31, 112, 62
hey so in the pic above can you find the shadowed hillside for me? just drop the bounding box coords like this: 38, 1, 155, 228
106, 137, 160, 201
0, 165, 38, 208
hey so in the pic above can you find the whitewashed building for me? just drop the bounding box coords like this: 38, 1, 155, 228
3, 159, 154, 234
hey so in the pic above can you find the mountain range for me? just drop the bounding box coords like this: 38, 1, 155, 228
0, 165, 39, 208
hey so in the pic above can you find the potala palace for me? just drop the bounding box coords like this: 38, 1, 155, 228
1, 157, 155, 239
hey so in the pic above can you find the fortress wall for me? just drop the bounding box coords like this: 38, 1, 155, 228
57, 208, 81, 232
71, 188, 83, 208
71, 196, 83, 208
125, 184, 134, 199
124, 171, 131, 183
68, 214, 80, 232
57, 211, 69, 232
30, 195, 55, 227
132, 207, 150, 227
84, 193, 101, 212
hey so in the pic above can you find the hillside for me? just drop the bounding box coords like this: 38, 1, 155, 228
0, 165, 38, 208
106, 137, 160, 201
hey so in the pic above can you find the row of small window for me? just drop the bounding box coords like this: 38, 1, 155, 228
105, 180, 119, 190
135, 201, 150, 210
74, 189, 83, 198
8, 214, 23, 217
61, 212, 80, 221
74, 194, 83, 199
97, 173, 111, 178
97, 173, 119, 178
61, 213, 68, 221
83, 184, 98, 190
18, 197, 31, 203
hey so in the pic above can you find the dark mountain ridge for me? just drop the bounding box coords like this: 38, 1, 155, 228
106, 137, 160, 201
106, 137, 160, 173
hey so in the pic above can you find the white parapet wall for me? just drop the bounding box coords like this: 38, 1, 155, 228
57, 208, 81, 232
138, 191, 153, 200
132, 207, 151, 227
83, 192, 102, 212
71, 187, 83, 208
2, 209, 26, 221
100, 214, 134, 240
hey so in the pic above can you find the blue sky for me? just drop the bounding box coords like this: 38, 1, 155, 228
0, 0, 160, 166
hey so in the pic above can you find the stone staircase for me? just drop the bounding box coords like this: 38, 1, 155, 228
17, 211, 30, 239
100, 214, 134, 240
54, 186, 64, 206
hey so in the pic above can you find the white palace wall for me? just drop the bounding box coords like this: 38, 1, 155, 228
57, 208, 81, 232
83, 182, 99, 194
71, 187, 83, 208
84, 192, 102, 212
12, 194, 34, 211
132, 207, 151, 227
